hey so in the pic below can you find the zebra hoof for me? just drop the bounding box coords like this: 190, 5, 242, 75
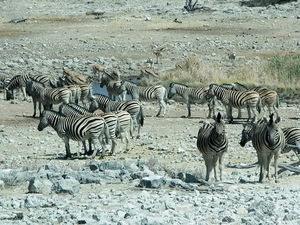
275, 179, 280, 183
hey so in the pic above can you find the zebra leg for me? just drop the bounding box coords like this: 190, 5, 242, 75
32, 99, 37, 118
187, 101, 191, 117
203, 154, 213, 182
212, 155, 219, 181
110, 138, 117, 155
38, 102, 42, 117
258, 153, 268, 183
273, 151, 280, 183
156, 100, 165, 117
218, 152, 225, 181
273, 105, 279, 117
21, 87, 27, 101
62, 137, 72, 159
237, 109, 242, 119
266, 153, 273, 180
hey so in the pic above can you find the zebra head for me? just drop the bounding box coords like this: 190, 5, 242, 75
119, 80, 127, 93
37, 110, 51, 131
214, 112, 226, 141
205, 83, 218, 101
167, 83, 176, 99
240, 122, 255, 147
265, 113, 282, 148
89, 99, 99, 113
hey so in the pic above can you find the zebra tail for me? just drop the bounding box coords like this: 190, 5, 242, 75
129, 117, 134, 138
138, 105, 144, 127
115, 118, 121, 138
256, 98, 262, 114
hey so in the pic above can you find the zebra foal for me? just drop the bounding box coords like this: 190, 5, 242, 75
89, 94, 143, 138
240, 113, 286, 183
197, 112, 228, 181
119, 80, 167, 117
37, 110, 106, 159
205, 83, 261, 123
168, 82, 215, 118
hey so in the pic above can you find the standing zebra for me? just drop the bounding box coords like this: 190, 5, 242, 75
205, 83, 261, 123
89, 94, 144, 138
249, 87, 279, 117
5, 74, 30, 101
58, 77, 92, 108
281, 127, 300, 160
59, 103, 118, 156
59, 103, 133, 153
26, 80, 72, 117
240, 113, 286, 183
167, 82, 215, 118
99, 74, 126, 101
197, 112, 228, 182
119, 80, 167, 117
220, 82, 248, 119
37, 110, 106, 159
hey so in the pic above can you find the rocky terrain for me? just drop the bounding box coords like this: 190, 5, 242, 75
1, 0, 300, 224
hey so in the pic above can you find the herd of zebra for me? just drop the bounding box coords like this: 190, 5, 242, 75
2, 68, 300, 183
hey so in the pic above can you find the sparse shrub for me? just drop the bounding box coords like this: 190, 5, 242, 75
161, 56, 225, 87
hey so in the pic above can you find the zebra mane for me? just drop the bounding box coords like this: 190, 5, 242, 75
93, 93, 110, 99
209, 83, 219, 88
124, 80, 136, 85
30, 79, 45, 87
169, 82, 188, 88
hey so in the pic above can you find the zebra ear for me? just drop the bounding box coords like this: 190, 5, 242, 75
169, 83, 174, 88
275, 116, 281, 124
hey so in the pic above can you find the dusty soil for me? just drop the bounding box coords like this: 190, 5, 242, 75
1, 0, 300, 216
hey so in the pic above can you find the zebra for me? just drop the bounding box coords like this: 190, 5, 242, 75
167, 82, 215, 118
196, 112, 228, 182
89, 94, 144, 138
220, 82, 248, 119
59, 103, 119, 156
119, 80, 167, 117
99, 74, 126, 101
239, 113, 286, 183
249, 87, 279, 117
58, 77, 92, 108
26, 79, 72, 117
5, 74, 30, 101
281, 127, 300, 160
37, 110, 106, 159
205, 83, 261, 123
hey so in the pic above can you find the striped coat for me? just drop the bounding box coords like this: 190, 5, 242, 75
240, 114, 286, 182
37, 110, 106, 159
206, 83, 261, 122
89, 94, 144, 138
168, 82, 215, 118
120, 80, 167, 117
197, 113, 228, 181
26, 80, 72, 117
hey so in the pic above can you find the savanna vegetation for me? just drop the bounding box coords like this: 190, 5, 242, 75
160, 53, 300, 101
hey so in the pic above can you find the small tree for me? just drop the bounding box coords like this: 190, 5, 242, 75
184, 0, 199, 11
